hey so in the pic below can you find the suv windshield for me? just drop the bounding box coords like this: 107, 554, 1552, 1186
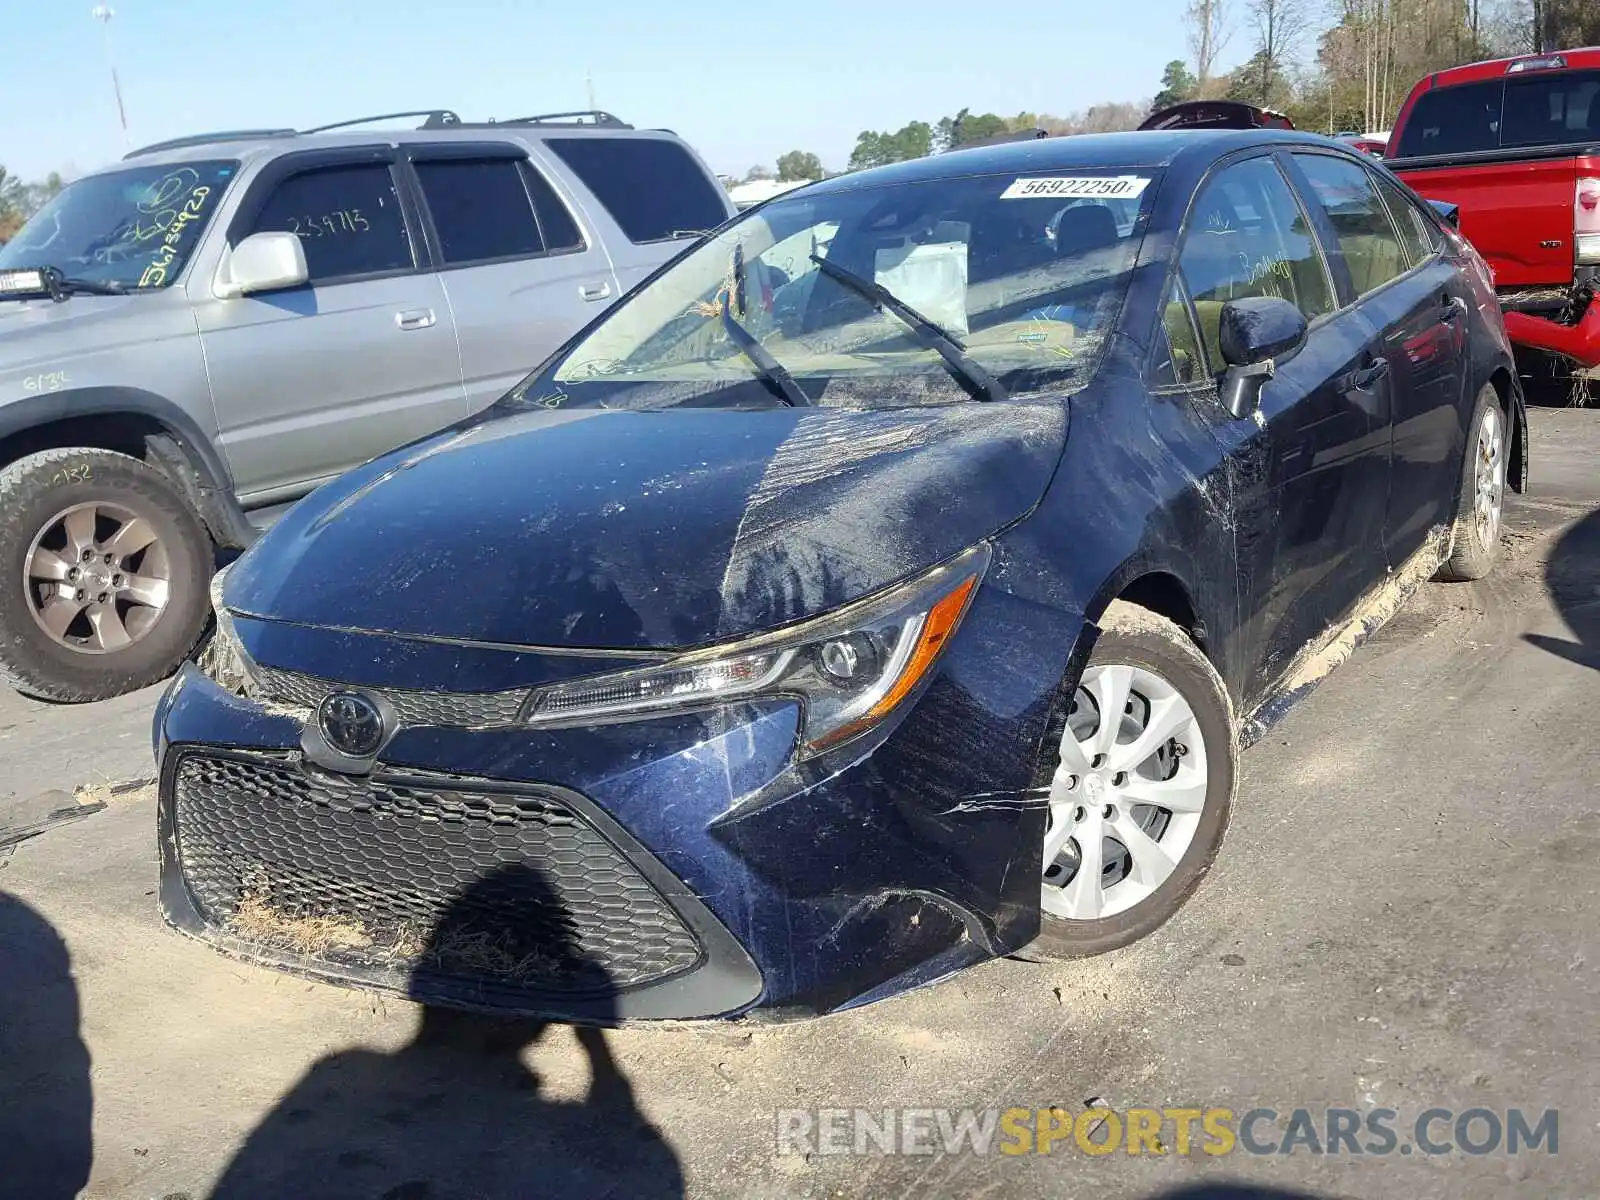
0, 160, 238, 290
507, 169, 1155, 411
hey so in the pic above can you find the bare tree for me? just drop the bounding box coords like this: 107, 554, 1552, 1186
1245, 0, 1313, 106
1186, 0, 1234, 86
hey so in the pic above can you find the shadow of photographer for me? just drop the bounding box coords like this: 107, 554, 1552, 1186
209, 862, 683, 1200
0, 891, 92, 1200
1525, 504, 1600, 672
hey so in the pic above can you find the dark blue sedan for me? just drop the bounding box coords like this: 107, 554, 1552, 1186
156, 128, 1526, 1021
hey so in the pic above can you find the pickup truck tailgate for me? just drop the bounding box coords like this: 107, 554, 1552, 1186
1392, 153, 1593, 288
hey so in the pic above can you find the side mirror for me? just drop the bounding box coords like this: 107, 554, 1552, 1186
1426, 199, 1461, 229
217, 231, 308, 298
1218, 296, 1308, 420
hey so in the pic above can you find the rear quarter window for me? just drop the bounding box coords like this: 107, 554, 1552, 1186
1503, 69, 1600, 147
545, 137, 728, 244
1394, 80, 1504, 157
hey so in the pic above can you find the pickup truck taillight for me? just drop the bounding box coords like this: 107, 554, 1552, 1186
1578, 177, 1600, 265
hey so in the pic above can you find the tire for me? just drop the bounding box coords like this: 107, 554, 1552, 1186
1024, 600, 1236, 959
0, 448, 214, 702
1437, 385, 1507, 583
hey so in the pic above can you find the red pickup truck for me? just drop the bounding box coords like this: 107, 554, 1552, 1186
1386, 48, 1600, 376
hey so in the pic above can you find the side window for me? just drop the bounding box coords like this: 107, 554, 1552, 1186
1372, 172, 1439, 267
522, 166, 585, 252
544, 137, 728, 244
1178, 156, 1335, 376
415, 158, 543, 265
1152, 279, 1206, 388
1392, 81, 1503, 158
1502, 69, 1600, 148
247, 164, 412, 283
1292, 153, 1411, 297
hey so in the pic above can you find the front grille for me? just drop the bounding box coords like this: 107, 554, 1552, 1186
170, 751, 702, 991
253, 666, 530, 728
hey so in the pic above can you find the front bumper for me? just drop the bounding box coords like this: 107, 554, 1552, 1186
153, 581, 1080, 1021
157, 738, 763, 1021
1503, 290, 1600, 369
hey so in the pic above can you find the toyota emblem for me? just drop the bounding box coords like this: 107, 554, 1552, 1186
316, 691, 387, 758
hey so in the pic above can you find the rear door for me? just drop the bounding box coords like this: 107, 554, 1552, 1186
538, 134, 735, 294
1174, 154, 1392, 699
1288, 151, 1467, 567
405, 142, 620, 416
197, 148, 466, 503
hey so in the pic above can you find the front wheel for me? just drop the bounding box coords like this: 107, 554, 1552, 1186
1026, 601, 1236, 958
0, 448, 214, 702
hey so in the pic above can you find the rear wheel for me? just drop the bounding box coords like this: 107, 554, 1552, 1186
1026, 601, 1236, 958
0, 448, 213, 702
1437, 385, 1507, 583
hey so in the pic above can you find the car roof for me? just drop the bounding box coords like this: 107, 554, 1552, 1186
1416, 44, 1600, 89
801, 128, 1343, 196
105, 110, 679, 174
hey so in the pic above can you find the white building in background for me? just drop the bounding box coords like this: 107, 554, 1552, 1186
727, 178, 811, 210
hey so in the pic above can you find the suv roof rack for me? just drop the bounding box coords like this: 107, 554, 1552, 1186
303, 109, 464, 134
125, 128, 298, 158
502, 110, 630, 127
124, 108, 633, 160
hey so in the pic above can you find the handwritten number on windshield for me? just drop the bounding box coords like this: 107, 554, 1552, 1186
135, 183, 213, 288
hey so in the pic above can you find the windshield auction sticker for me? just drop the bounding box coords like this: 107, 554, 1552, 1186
1000, 175, 1150, 200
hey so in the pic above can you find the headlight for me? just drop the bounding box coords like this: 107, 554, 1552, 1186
196, 567, 261, 698
526, 545, 990, 754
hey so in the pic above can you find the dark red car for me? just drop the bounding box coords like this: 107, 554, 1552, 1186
1139, 101, 1295, 133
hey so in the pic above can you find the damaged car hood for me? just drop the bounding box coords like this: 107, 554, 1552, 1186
224, 401, 1069, 650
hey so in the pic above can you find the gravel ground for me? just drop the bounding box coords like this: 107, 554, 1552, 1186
1, 406, 1596, 1200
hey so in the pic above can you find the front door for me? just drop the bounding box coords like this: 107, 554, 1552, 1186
1175, 154, 1393, 700
196, 150, 466, 504
1289, 151, 1468, 567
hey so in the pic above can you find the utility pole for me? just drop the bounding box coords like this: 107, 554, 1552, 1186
586, 70, 597, 113
91, 5, 130, 151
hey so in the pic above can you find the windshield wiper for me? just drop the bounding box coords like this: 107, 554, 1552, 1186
808, 253, 1008, 403
721, 245, 807, 407
52, 275, 127, 299
0, 266, 128, 302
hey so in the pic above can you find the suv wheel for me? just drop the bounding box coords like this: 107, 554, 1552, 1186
0, 448, 214, 702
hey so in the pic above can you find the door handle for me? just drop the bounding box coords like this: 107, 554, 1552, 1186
579, 281, 613, 302
395, 308, 436, 331
1347, 358, 1390, 390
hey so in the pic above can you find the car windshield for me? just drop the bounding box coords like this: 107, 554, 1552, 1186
0, 160, 238, 290
506, 168, 1156, 411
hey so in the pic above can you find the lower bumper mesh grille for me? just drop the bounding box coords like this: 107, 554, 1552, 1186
170, 752, 702, 991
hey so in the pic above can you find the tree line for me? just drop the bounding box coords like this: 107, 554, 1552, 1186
1165, 0, 1599, 135
739, 0, 1598, 184
0, 166, 64, 241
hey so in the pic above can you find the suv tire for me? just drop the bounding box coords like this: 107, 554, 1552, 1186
0, 448, 214, 702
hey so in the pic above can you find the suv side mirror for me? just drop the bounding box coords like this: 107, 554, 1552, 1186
1218, 295, 1308, 419
217, 232, 308, 298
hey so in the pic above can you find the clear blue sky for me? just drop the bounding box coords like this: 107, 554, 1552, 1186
2, 0, 1233, 183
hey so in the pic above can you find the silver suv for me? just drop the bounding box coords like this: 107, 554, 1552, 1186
0, 109, 733, 702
